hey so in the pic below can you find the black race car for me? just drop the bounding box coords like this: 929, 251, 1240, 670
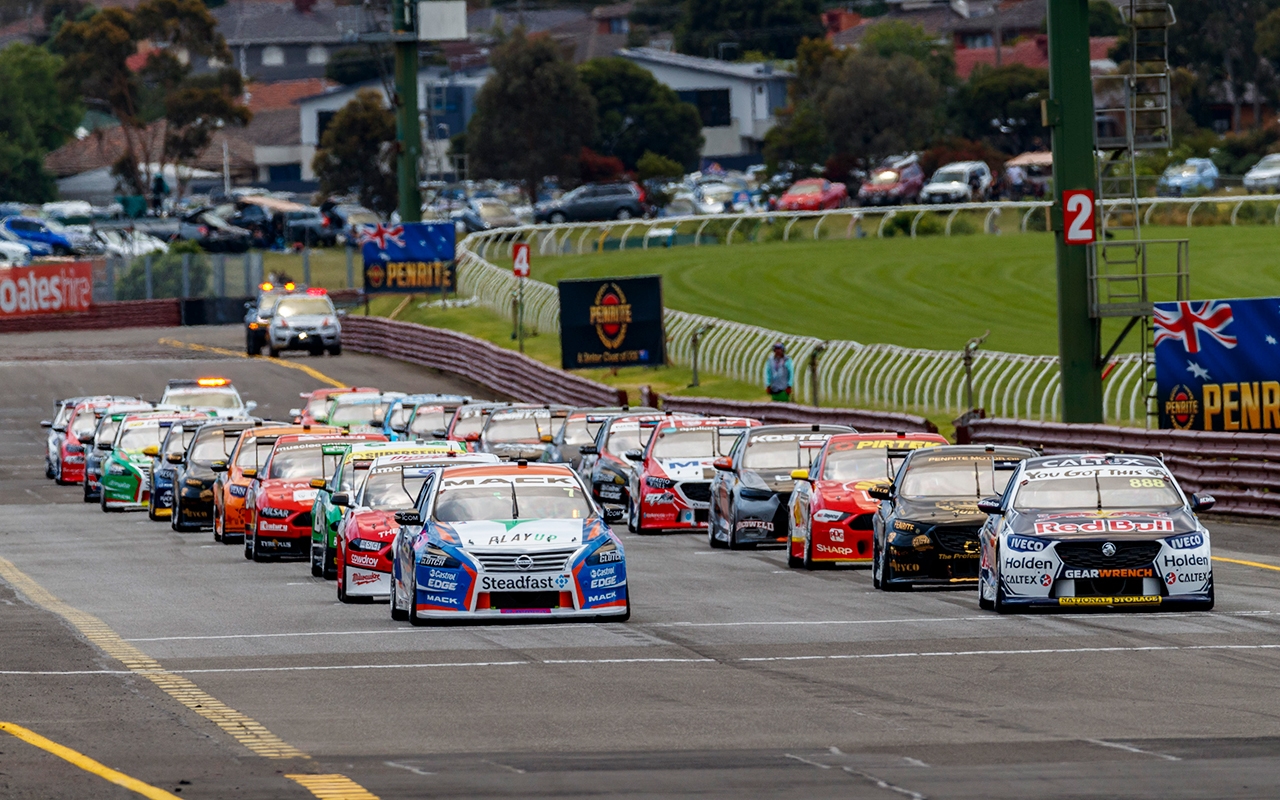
708, 424, 854, 549
578, 412, 691, 508
871, 444, 1036, 590
171, 419, 261, 532
148, 420, 201, 521
546, 406, 658, 469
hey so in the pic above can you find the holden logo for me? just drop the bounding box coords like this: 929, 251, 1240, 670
514, 554, 534, 571
589, 282, 631, 349
1101, 542, 1117, 557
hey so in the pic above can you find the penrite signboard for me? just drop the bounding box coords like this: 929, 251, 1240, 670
359, 222, 455, 294
558, 276, 666, 370
1154, 297, 1280, 431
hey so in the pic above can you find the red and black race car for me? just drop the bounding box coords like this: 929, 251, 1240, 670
244, 432, 385, 561
55, 397, 146, 485
291, 386, 379, 425
786, 432, 949, 568
626, 416, 759, 533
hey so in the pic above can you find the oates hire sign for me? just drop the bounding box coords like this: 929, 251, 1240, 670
0, 262, 93, 318
359, 222, 455, 294
558, 276, 666, 370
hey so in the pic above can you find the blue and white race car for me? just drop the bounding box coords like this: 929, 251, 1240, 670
390, 462, 628, 623
977, 453, 1216, 612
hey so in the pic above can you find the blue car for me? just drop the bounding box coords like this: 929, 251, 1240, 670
0, 216, 73, 256
382, 393, 472, 441
1156, 158, 1218, 197
389, 462, 629, 624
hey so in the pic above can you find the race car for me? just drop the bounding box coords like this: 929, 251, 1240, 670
41, 396, 88, 480
626, 416, 760, 534
290, 386, 379, 425
310, 440, 468, 577
212, 424, 341, 543
333, 453, 498, 601
708, 424, 854, 549
871, 444, 1036, 591
171, 419, 263, 532
55, 397, 144, 485
160, 378, 255, 419
976, 453, 1217, 612
402, 402, 469, 441
382, 393, 472, 441
148, 419, 204, 520
100, 413, 209, 512
478, 405, 572, 461
579, 412, 697, 509
321, 392, 403, 433
442, 402, 517, 449
787, 432, 949, 568
243, 432, 385, 561
544, 406, 658, 469
83, 403, 156, 502
389, 463, 628, 624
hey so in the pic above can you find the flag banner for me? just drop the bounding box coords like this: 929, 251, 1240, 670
1154, 297, 1280, 431
359, 222, 455, 294
558, 276, 666, 370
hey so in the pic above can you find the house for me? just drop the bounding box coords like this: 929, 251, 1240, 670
954, 35, 1118, 78
833, 0, 1046, 51
617, 48, 791, 168
206, 0, 366, 81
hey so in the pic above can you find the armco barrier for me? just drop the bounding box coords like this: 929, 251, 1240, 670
341, 316, 624, 406
649, 393, 938, 434
955, 417, 1280, 518
0, 298, 181, 334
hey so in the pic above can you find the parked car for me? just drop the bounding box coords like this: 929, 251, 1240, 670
178, 209, 252, 253
857, 155, 925, 206
95, 228, 169, 259
228, 203, 275, 248
321, 203, 381, 244
920, 161, 994, 203
534, 182, 648, 223
776, 178, 848, 211
1243, 154, 1280, 193
0, 239, 30, 264
283, 207, 338, 247
453, 198, 521, 233
0, 216, 73, 256
1157, 158, 1218, 196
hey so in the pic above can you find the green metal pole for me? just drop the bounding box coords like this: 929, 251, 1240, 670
1047, 0, 1102, 422
392, 0, 421, 223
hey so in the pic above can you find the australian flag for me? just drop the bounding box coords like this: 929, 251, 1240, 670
359, 221, 456, 295
1154, 297, 1280, 431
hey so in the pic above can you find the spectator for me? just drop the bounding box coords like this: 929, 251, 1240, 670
1006, 164, 1026, 200
151, 172, 169, 213
763, 342, 794, 402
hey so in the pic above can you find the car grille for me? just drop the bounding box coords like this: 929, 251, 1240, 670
1056, 541, 1160, 570
850, 514, 874, 531
933, 526, 981, 554
293, 511, 312, 529
679, 482, 711, 504
473, 547, 578, 573
488, 591, 563, 610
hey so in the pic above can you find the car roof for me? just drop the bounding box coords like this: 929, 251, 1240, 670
903, 444, 1037, 466
657, 416, 758, 429
438, 463, 577, 480
823, 432, 950, 448
747, 424, 855, 436
1022, 452, 1166, 470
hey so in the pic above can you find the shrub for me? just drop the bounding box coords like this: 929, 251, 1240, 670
116, 240, 209, 300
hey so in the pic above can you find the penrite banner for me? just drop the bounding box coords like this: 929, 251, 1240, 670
359, 222, 455, 294
1154, 297, 1280, 431
558, 276, 666, 370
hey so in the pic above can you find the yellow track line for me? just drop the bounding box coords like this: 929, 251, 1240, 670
287, 773, 382, 799
1213, 556, 1280, 573
0, 721, 181, 799
158, 337, 345, 388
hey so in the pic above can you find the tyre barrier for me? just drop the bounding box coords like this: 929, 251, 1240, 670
645, 392, 938, 434
955, 417, 1280, 518
0, 298, 182, 334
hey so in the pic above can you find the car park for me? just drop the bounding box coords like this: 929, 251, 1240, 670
0, 238, 31, 264
389, 463, 628, 623
786, 432, 948, 569
171, 420, 262, 532
534, 182, 648, 223
265, 289, 342, 357
708, 425, 853, 549
976, 453, 1216, 612
1157, 158, 1218, 196
478, 405, 572, 461
178, 208, 252, 253
282, 207, 337, 247
857, 155, 925, 206
95, 228, 169, 258
871, 444, 1036, 591
919, 161, 993, 203
776, 179, 848, 211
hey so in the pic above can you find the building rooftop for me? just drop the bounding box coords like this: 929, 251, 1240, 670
617, 48, 793, 79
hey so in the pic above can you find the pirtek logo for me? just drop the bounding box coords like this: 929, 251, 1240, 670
590, 283, 631, 349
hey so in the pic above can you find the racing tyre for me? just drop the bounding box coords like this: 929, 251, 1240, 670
100, 494, 117, 513
310, 545, 323, 577
707, 508, 727, 549
309, 346, 323, 357
786, 533, 803, 568
978, 565, 995, 611
246, 335, 257, 356
726, 518, 745, 550
328, 344, 341, 356
408, 571, 427, 626
802, 534, 815, 570
549, 212, 567, 224
626, 499, 639, 534
337, 568, 350, 603
390, 574, 409, 621
267, 345, 280, 358
245, 532, 255, 560
992, 563, 1011, 613
323, 546, 337, 580
45, 461, 54, 479
213, 513, 223, 542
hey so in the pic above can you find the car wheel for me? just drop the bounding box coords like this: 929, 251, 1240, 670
336, 550, 351, 603
267, 345, 280, 358
213, 512, 222, 542
726, 516, 744, 550
308, 346, 323, 357
245, 334, 257, 356
615, 208, 633, 221
390, 570, 409, 621
978, 560, 995, 610
802, 532, 815, 570
626, 499, 639, 534
708, 508, 726, 548
323, 544, 337, 580
244, 531, 255, 560
549, 212, 567, 224
992, 561, 1011, 613
872, 540, 883, 589
328, 344, 341, 356
408, 570, 427, 626
45, 460, 54, 479
786, 528, 803, 567
310, 543, 323, 577
602, 595, 631, 623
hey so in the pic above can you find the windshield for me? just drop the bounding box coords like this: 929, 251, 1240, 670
165, 391, 240, 409
477, 202, 511, 221
235, 438, 275, 468
451, 409, 488, 438
72, 412, 100, 438
276, 297, 333, 317
787, 182, 821, 195
900, 460, 1013, 500
1014, 473, 1182, 511
931, 169, 967, 184
305, 396, 330, 417
409, 407, 450, 436
189, 431, 235, 463
561, 418, 598, 446
484, 412, 553, 443
96, 419, 122, 445
434, 482, 591, 522
267, 444, 342, 479
163, 428, 195, 457
117, 424, 163, 452
386, 405, 411, 430
870, 170, 899, 185
1257, 155, 1280, 169
743, 435, 826, 471
822, 449, 895, 481
1165, 164, 1199, 177
330, 403, 386, 425
605, 426, 646, 457
652, 428, 744, 459
360, 470, 425, 510
338, 460, 370, 492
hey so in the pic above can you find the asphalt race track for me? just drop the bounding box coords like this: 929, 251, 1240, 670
4, 326, 1280, 799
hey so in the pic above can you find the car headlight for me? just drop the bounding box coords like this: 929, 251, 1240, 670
418, 544, 460, 568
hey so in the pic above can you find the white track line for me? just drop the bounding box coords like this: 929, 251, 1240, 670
1084, 738, 1181, 761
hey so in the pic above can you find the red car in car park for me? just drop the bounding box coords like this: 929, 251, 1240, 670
626, 416, 760, 533
776, 179, 848, 211
857, 154, 925, 206
786, 432, 949, 568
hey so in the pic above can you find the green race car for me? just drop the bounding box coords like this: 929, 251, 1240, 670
101, 413, 209, 512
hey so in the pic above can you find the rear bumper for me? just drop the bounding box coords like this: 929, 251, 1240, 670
344, 565, 392, 596
999, 592, 1212, 610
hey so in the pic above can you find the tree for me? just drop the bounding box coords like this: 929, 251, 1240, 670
1088, 0, 1124, 36
820, 51, 942, 168
311, 89, 397, 216
859, 19, 956, 85
952, 63, 1049, 154
677, 0, 824, 60
1170, 0, 1280, 130
0, 43, 81, 202
54, 0, 250, 196
578, 57, 703, 171
325, 46, 394, 86
116, 240, 208, 300
466, 31, 597, 198
762, 101, 828, 174
636, 150, 684, 182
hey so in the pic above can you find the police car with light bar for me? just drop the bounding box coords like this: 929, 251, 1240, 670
264, 288, 342, 357
160, 378, 254, 419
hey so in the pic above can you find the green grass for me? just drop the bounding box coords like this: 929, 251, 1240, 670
262, 249, 360, 290
522, 225, 1280, 356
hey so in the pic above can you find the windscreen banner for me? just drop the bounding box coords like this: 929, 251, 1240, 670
1154, 297, 1280, 431
558, 275, 666, 370
0, 262, 93, 318
359, 222, 455, 294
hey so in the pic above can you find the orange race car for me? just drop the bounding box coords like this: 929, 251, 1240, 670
291, 387, 379, 425
786, 431, 949, 568
211, 423, 341, 543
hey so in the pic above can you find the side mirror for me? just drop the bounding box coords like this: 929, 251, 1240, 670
245, 401, 258, 412
790, 468, 810, 481
392, 424, 408, 434
604, 507, 624, 523
241, 468, 257, 479
578, 445, 598, 456
78, 433, 96, 444
40, 419, 52, 428
143, 445, 160, 457
288, 408, 302, 418
54, 425, 66, 433
713, 456, 734, 471
624, 449, 643, 462
867, 484, 893, 501
210, 461, 228, 473
394, 510, 422, 526
166, 453, 184, 464
1191, 493, 1216, 513
332, 492, 351, 507
977, 496, 1004, 515
309, 478, 326, 489
540, 434, 554, 444
431, 428, 448, 438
